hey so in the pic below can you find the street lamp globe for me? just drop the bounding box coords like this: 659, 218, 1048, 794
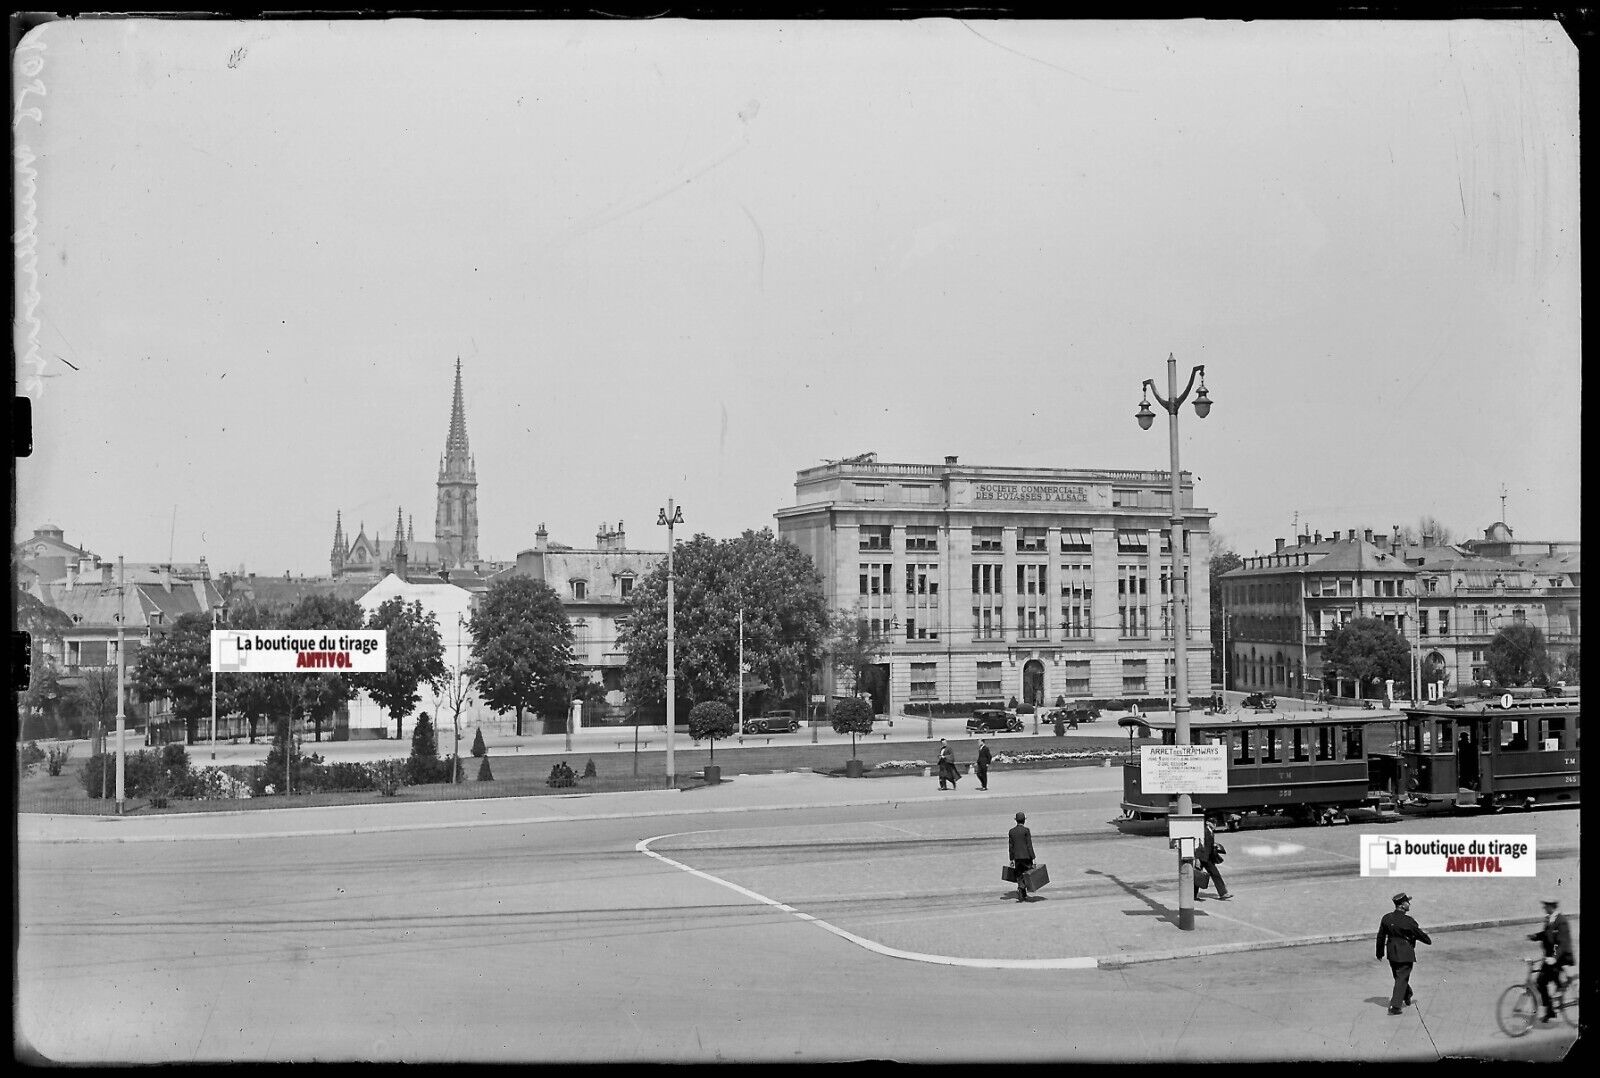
1135, 393, 1156, 430
1193, 382, 1213, 419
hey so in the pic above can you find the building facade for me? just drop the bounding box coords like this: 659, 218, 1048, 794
505, 521, 665, 718
1222, 524, 1581, 700
774, 454, 1215, 711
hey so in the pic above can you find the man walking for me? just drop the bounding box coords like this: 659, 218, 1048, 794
1376, 892, 1432, 1014
1193, 817, 1231, 900
937, 739, 959, 790
1528, 898, 1575, 1023
1008, 811, 1035, 902
974, 739, 992, 791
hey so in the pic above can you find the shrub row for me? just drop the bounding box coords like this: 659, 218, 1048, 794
77, 751, 472, 801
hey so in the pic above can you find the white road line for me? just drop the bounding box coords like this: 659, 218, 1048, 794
637, 832, 1099, 970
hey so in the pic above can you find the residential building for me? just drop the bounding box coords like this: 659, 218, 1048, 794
1222, 524, 1580, 700
774, 454, 1215, 711
502, 521, 665, 720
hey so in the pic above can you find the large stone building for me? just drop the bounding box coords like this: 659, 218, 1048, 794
774, 454, 1215, 711
1221, 523, 1580, 700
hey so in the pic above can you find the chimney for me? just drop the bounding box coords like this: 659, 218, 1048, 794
944, 455, 959, 465
1375, 533, 1387, 549
1364, 528, 1374, 544
1314, 531, 1322, 543
1297, 534, 1309, 547
1332, 531, 1341, 542
536, 524, 549, 552
101, 564, 114, 585
1275, 538, 1286, 553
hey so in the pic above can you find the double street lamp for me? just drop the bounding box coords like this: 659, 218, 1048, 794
657, 499, 684, 786
1136, 353, 1213, 931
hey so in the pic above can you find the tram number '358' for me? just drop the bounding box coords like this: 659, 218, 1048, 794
1277, 788, 1293, 799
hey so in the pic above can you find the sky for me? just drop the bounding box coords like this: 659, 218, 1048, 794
13, 18, 1582, 576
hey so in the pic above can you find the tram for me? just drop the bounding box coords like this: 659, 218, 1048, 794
1387, 695, 1580, 812
1119, 709, 1404, 829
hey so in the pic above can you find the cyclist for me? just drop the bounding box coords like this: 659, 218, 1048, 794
1527, 898, 1575, 1023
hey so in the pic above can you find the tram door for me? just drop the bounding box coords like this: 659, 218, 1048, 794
1455, 720, 1481, 790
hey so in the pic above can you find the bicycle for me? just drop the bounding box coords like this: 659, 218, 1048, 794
1496, 957, 1579, 1037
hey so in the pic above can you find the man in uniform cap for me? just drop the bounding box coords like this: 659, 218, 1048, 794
1528, 899, 1575, 1022
1376, 892, 1433, 1014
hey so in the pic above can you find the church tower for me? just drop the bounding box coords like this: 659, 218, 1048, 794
330, 510, 346, 576
435, 359, 479, 567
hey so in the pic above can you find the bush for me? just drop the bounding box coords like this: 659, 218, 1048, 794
547, 761, 577, 788
477, 756, 494, 781
410, 713, 439, 758
371, 759, 404, 796
79, 750, 166, 799
687, 701, 737, 759
160, 742, 189, 773
583, 758, 596, 778
18, 741, 46, 779
45, 744, 73, 776
470, 727, 487, 757
1055, 695, 1067, 708
186, 766, 255, 800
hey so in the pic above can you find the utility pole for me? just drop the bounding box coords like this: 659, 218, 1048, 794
115, 556, 126, 814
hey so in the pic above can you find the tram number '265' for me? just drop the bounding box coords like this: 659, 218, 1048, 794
1565, 775, 1578, 784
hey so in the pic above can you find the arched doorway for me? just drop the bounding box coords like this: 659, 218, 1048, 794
1022, 660, 1045, 707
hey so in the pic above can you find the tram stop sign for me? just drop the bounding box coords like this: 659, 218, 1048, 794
1140, 743, 1228, 795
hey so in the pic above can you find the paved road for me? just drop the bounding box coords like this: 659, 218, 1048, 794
17, 767, 1579, 1063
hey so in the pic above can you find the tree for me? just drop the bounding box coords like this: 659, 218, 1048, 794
621, 529, 830, 719
131, 611, 215, 743
1323, 617, 1411, 700
826, 610, 891, 698
16, 585, 72, 738
1396, 516, 1454, 547
351, 597, 447, 741
1208, 536, 1243, 689
687, 700, 736, 761
1485, 623, 1551, 687
468, 576, 583, 737
73, 667, 119, 745
830, 696, 875, 759
470, 727, 487, 757
216, 601, 290, 744
285, 594, 364, 742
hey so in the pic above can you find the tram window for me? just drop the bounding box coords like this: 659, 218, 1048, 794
1500, 720, 1529, 751
1262, 728, 1281, 763
1541, 716, 1567, 750
1409, 723, 1436, 753
1342, 726, 1364, 760
1232, 730, 1254, 764
1316, 726, 1336, 761
1291, 728, 1309, 762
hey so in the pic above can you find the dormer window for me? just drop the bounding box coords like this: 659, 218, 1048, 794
619, 576, 633, 599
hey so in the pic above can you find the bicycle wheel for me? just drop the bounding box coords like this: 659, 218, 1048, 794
1497, 984, 1539, 1037
1560, 978, 1579, 1028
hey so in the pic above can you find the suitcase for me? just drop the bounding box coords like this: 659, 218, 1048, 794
1001, 864, 1019, 883
1022, 864, 1050, 891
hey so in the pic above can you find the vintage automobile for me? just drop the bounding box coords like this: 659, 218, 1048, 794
744, 710, 801, 734
966, 709, 1024, 733
1243, 693, 1277, 711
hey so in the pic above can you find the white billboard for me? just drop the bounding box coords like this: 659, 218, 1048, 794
211, 630, 388, 673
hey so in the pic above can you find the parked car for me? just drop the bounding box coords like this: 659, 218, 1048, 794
1243, 693, 1277, 711
966, 709, 1023, 733
745, 710, 800, 734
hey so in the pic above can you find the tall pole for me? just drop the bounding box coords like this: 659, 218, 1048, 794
211, 606, 219, 761
115, 556, 126, 814
658, 500, 684, 785
886, 618, 894, 728
738, 606, 744, 736
1137, 353, 1212, 932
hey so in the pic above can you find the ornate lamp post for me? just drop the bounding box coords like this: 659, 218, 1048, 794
656, 500, 684, 785
1136, 353, 1213, 930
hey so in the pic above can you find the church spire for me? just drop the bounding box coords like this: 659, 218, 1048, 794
330, 510, 346, 575
435, 358, 480, 567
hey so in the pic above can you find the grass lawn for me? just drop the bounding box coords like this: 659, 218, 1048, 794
16, 734, 1138, 816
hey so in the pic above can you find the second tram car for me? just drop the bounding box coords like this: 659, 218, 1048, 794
1389, 696, 1580, 812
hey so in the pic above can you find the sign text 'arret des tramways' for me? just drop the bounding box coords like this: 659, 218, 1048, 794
211, 630, 388, 673
1140, 744, 1228, 794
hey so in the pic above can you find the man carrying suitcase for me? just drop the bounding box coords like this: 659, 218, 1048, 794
1008, 811, 1036, 902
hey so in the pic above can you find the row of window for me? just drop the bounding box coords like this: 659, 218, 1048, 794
904, 658, 1152, 699
859, 526, 1190, 555
1223, 725, 1366, 764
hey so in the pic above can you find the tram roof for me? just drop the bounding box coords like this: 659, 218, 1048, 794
1400, 697, 1580, 719
1134, 708, 1404, 731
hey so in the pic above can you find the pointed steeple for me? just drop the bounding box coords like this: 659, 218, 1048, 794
435, 358, 480, 566
330, 510, 346, 575
407, 514, 414, 543
392, 506, 409, 579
